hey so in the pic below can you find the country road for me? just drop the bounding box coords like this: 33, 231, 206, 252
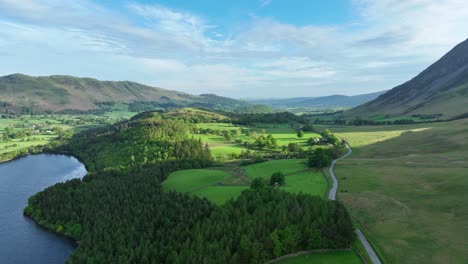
328, 144, 382, 264
328, 144, 352, 200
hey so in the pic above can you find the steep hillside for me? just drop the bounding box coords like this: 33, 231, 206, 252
0, 74, 256, 113
348, 38, 468, 119
251, 90, 386, 109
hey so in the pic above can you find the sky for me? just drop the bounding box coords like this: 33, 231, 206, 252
1, 0, 468, 98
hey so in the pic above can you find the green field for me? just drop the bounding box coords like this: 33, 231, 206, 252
277, 250, 362, 264
196, 122, 246, 130
194, 134, 249, 158
162, 169, 231, 192
0, 113, 134, 161
243, 159, 307, 179
163, 158, 328, 205
162, 168, 248, 205
194, 122, 321, 160
327, 119, 468, 263
255, 123, 320, 146
282, 171, 327, 197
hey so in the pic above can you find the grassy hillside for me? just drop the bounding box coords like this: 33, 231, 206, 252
0, 74, 261, 114
323, 120, 468, 263
348, 38, 468, 119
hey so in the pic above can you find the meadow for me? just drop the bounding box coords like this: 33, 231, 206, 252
163, 159, 328, 204
194, 122, 321, 160
243, 159, 307, 179
254, 123, 320, 146
325, 119, 468, 263
0, 112, 135, 161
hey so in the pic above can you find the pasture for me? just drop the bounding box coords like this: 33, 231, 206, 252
254, 123, 319, 146
162, 169, 231, 192
163, 159, 329, 204
162, 168, 248, 205
328, 119, 468, 263
282, 171, 327, 197
194, 122, 321, 160
0, 113, 134, 161
243, 159, 307, 179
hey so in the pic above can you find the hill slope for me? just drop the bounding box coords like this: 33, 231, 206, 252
251, 90, 386, 109
348, 38, 468, 119
0, 74, 256, 113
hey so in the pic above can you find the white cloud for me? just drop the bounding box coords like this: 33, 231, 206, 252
260, 0, 272, 8
0, 0, 467, 97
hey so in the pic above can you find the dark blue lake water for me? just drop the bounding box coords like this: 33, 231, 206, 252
0, 154, 86, 264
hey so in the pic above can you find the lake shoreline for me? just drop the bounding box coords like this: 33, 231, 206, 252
0, 154, 86, 263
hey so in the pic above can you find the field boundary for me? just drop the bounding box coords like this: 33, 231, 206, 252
266, 248, 353, 264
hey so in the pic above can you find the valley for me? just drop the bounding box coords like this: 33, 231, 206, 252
20, 110, 357, 263
2, 105, 466, 263
2, 1, 468, 263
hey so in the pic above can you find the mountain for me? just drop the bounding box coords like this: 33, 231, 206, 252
348, 38, 468, 119
250, 90, 387, 109
0, 74, 258, 113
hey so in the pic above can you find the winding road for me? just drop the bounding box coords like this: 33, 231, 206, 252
328, 144, 382, 264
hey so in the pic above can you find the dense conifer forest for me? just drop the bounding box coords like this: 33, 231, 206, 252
24, 110, 354, 263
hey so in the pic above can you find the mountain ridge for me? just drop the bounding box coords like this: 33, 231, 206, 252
0, 73, 257, 113
250, 90, 387, 109
348, 38, 468, 119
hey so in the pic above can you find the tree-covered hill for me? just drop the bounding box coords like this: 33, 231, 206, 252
0, 74, 264, 114
62, 111, 212, 171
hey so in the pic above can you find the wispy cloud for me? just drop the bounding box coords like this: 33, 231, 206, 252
0, 0, 467, 97
259, 0, 272, 8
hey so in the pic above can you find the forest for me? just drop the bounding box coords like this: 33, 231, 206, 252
24, 110, 354, 263
61, 112, 212, 171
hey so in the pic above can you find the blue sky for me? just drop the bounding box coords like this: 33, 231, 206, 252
1, 0, 468, 98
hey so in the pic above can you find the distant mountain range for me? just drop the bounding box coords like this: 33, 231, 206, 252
0, 74, 263, 114
348, 38, 468, 119
250, 90, 387, 109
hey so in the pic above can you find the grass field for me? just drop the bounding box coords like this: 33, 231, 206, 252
243, 159, 307, 179
255, 123, 320, 146
162, 169, 231, 192
326, 119, 468, 263
194, 122, 321, 160
0, 113, 134, 161
194, 134, 249, 158
162, 168, 248, 205
282, 171, 327, 197
163, 158, 329, 204
277, 250, 362, 264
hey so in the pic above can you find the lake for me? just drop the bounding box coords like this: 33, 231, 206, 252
0, 154, 86, 264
